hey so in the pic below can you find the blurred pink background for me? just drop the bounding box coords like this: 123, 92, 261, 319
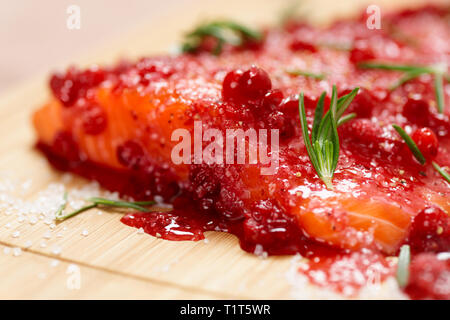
0, 0, 187, 94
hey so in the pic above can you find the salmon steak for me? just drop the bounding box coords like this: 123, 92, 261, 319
33, 5, 450, 298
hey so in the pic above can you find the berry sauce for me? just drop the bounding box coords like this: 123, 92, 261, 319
34, 5, 450, 299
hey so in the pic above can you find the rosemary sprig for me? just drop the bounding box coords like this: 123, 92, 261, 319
392, 124, 450, 183
55, 191, 68, 220
181, 21, 262, 55
392, 125, 426, 165
55, 197, 156, 221
359, 62, 448, 113
396, 244, 410, 288
287, 69, 326, 80
432, 162, 450, 183
299, 86, 359, 189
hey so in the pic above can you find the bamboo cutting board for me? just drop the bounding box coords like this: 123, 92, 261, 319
0, 0, 443, 299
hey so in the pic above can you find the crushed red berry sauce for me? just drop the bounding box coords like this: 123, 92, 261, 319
35, 5, 450, 299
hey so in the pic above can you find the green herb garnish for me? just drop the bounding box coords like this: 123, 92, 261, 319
299, 86, 359, 189
392, 125, 426, 165
432, 162, 450, 183
396, 244, 410, 288
392, 124, 449, 183
359, 62, 448, 113
56, 197, 156, 221
55, 191, 68, 220
181, 21, 262, 55
287, 69, 326, 80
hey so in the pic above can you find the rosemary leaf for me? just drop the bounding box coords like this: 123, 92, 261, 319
55, 191, 68, 219
287, 69, 326, 80
396, 244, 411, 288
432, 162, 450, 183
392, 124, 426, 165
56, 203, 97, 221
88, 197, 153, 212
434, 72, 445, 114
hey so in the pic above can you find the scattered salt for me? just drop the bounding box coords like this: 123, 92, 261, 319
11, 231, 20, 238
12, 247, 22, 257
81, 229, 89, 237
50, 259, 60, 267
24, 240, 33, 248
51, 246, 62, 255
43, 231, 52, 239
137, 227, 144, 234
40, 241, 47, 248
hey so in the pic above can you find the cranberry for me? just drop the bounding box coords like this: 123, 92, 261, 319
262, 89, 284, 111
50, 74, 80, 107
404, 253, 450, 300
411, 127, 439, 160
222, 69, 244, 102
52, 131, 79, 161
237, 66, 272, 101
340, 87, 374, 118
116, 140, 145, 170
402, 97, 430, 126
49, 67, 105, 107
81, 106, 108, 135
407, 206, 450, 253
289, 39, 317, 52
349, 40, 375, 64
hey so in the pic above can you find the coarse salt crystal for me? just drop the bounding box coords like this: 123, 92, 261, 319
13, 247, 22, 257
24, 240, 33, 248
3, 247, 11, 255
50, 259, 60, 267
40, 241, 47, 248
51, 246, 62, 255
43, 231, 52, 239
81, 229, 89, 236
137, 227, 144, 234
12, 231, 20, 238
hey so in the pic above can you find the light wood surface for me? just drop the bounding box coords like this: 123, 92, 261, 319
0, 0, 445, 299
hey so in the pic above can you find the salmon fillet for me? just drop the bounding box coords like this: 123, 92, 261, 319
33, 5, 450, 256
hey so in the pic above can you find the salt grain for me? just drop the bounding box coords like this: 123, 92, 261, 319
51, 246, 62, 255
50, 259, 60, 267
137, 227, 144, 234
81, 229, 89, 237
13, 247, 22, 257
24, 240, 33, 248
3, 247, 11, 255
12, 231, 20, 238
43, 231, 52, 239
40, 241, 47, 248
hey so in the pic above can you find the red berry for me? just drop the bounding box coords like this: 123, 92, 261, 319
52, 131, 79, 161
50, 74, 79, 107
408, 206, 450, 253
82, 105, 108, 135
349, 40, 375, 64
404, 253, 450, 300
402, 97, 430, 126
289, 39, 317, 52
116, 140, 145, 170
340, 87, 375, 118
49, 67, 105, 107
222, 69, 244, 102
411, 127, 439, 160
262, 89, 284, 111
238, 66, 272, 101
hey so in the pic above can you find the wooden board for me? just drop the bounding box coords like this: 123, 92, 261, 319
0, 0, 444, 299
